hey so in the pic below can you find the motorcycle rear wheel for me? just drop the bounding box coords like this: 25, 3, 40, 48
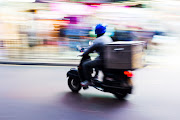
68, 77, 81, 93
114, 92, 128, 100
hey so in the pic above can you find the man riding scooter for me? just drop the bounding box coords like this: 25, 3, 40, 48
81, 24, 113, 87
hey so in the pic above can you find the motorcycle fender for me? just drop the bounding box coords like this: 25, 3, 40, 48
67, 69, 79, 79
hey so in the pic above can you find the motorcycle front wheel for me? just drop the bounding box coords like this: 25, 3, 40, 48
68, 77, 81, 93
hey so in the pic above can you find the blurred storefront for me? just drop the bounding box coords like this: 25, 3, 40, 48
0, 2, 50, 58
0, 0, 169, 63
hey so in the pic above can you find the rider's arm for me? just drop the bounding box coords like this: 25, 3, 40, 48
82, 43, 98, 56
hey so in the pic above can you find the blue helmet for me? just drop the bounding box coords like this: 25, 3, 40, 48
95, 24, 106, 35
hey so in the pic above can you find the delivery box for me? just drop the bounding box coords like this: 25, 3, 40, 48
104, 41, 144, 70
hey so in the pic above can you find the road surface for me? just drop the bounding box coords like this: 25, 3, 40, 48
0, 65, 180, 120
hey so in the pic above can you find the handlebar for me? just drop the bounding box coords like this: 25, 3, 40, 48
77, 53, 83, 57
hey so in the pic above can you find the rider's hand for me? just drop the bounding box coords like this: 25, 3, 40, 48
77, 53, 84, 57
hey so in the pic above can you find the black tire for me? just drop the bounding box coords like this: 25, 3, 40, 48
114, 92, 128, 100
68, 77, 81, 93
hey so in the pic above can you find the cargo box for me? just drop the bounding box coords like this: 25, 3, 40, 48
104, 41, 144, 70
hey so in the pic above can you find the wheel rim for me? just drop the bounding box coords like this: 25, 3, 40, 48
71, 79, 79, 89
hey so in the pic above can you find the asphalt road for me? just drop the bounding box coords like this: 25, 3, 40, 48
0, 65, 180, 120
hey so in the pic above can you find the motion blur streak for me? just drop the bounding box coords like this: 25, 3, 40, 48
0, 0, 180, 120
0, 0, 179, 65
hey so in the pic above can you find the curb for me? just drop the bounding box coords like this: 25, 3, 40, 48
0, 61, 78, 66
0, 61, 153, 68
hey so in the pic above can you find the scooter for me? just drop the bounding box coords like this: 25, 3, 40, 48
67, 55, 134, 100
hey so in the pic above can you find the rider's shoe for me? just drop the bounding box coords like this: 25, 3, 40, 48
81, 80, 90, 87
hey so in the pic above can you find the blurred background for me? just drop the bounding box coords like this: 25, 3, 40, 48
1, 1, 180, 120
0, 0, 179, 65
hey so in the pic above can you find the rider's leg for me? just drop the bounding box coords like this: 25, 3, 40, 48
81, 59, 101, 86
94, 68, 99, 79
